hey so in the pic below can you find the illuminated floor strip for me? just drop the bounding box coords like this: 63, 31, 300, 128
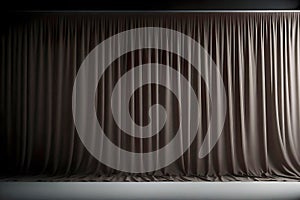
1, 182, 300, 200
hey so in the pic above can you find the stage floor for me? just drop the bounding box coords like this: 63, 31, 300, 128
1, 182, 300, 200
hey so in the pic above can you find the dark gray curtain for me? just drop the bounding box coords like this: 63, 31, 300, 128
1, 13, 300, 181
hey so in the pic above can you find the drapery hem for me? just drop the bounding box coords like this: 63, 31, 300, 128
1, 174, 300, 182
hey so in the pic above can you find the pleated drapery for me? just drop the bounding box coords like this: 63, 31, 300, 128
1, 12, 300, 181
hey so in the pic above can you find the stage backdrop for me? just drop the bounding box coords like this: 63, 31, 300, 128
1, 12, 300, 181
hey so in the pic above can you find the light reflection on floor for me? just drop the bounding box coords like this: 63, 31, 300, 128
1, 182, 300, 200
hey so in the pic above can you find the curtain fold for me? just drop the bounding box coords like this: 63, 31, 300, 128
1, 12, 300, 181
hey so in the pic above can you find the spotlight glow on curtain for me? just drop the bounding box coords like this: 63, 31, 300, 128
1, 13, 300, 181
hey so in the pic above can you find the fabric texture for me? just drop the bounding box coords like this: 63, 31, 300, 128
1, 12, 300, 181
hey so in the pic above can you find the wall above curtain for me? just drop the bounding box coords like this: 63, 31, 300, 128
1, 0, 300, 12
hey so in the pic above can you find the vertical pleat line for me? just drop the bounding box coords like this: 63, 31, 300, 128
186, 18, 192, 175
225, 16, 237, 175
97, 17, 107, 175
137, 25, 143, 171
5, 28, 13, 172
65, 20, 78, 176
195, 16, 203, 175
41, 20, 53, 174
25, 22, 35, 173
237, 18, 249, 173
259, 17, 269, 173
